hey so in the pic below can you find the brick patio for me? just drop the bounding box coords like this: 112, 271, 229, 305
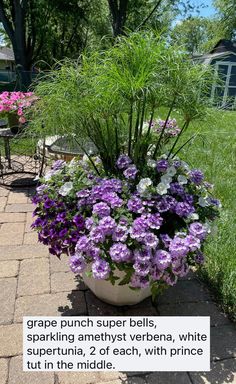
0, 186, 235, 384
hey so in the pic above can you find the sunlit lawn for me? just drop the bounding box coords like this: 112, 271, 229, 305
171, 109, 236, 321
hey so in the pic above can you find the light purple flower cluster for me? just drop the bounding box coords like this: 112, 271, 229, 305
154, 118, 181, 137
32, 153, 220, 290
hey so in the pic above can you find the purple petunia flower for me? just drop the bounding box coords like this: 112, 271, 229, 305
102, 192, 123, 208
185, 235, 201, 252
175, 202, 195, 218
69, 254, 86, 273
109, 243, 132, 262
90, 226, 106, 243
85, 217, 94, 230
156, 159, 169, 172
169, 236, 189, 258
92, 259, 111, 279
144, 232, 159, 249
160, 233, 172, 248
76, 236, 90, 252
150, 265, 163, 280
133, 259, 151, 277
189, 222, 207, 240
170, 182, 185, 196
43, 199, 55, 209
112, 225, 128, 242
123, 165, 138, 180
127, 196, 144, 213
172, 261, 189, 277
189, 169, 204, 184
154, 250, 171, 270
134, 248, 152, 262
99, 216, 116, 235
76, 189, 90, 198
147, 213, 163, 230
130, 273, 149, 288
116, 154, 132, 170
162, 272, 178, 286
194, 250, 205, 265
92, 202, 110, 218
36, 184, 47, 194
87, 246, 100, 259
73, 215, 85, 229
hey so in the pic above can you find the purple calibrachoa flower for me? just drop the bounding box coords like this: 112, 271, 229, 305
92, 259, 111, 279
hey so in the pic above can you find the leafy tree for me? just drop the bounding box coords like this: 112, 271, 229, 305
214, 0, 236, 40
171, 16, 226, 55
0, 0, 105, 87
107, 0, 203, 37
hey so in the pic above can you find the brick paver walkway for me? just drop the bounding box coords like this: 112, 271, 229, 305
0, 186, 235, 384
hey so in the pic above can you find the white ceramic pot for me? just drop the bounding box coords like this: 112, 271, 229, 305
82, 269, 151, 306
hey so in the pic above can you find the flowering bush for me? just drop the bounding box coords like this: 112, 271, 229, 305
0, 91, 36, 124
32, 153, 220, 296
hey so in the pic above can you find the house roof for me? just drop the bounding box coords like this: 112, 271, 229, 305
0, 46, 14, 61
209, 39, 236, 54
194, 39, 236, 64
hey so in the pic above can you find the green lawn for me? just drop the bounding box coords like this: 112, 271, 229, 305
174, 109, 236, 321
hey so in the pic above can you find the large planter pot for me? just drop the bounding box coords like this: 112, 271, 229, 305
8, 112, 19, 127
82, 269, 151, 306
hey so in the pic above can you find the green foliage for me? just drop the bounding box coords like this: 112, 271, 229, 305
164, 108, 236, 321
30, 31, 214, 174
214, 0, 236, 40
170, 17, 224, 55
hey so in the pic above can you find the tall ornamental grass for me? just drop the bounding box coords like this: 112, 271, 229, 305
29, 32, 214, 174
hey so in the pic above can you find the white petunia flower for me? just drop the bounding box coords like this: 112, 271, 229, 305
137, 178, 153, 195
181, 161, 190, 171
156, 182, 168, 195
178, 175, 188, 185
59, 182, 73, 196
198, 197, 210, 207
161, 174, 172, 185
189, 213, 199, 221
147, 159, 157, 168
166, 166, 177, 176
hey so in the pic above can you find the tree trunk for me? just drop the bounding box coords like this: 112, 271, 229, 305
0, 0, 32, 90
108, 0, 129, 37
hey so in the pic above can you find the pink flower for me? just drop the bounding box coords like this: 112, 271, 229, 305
19, 116, 26, 124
